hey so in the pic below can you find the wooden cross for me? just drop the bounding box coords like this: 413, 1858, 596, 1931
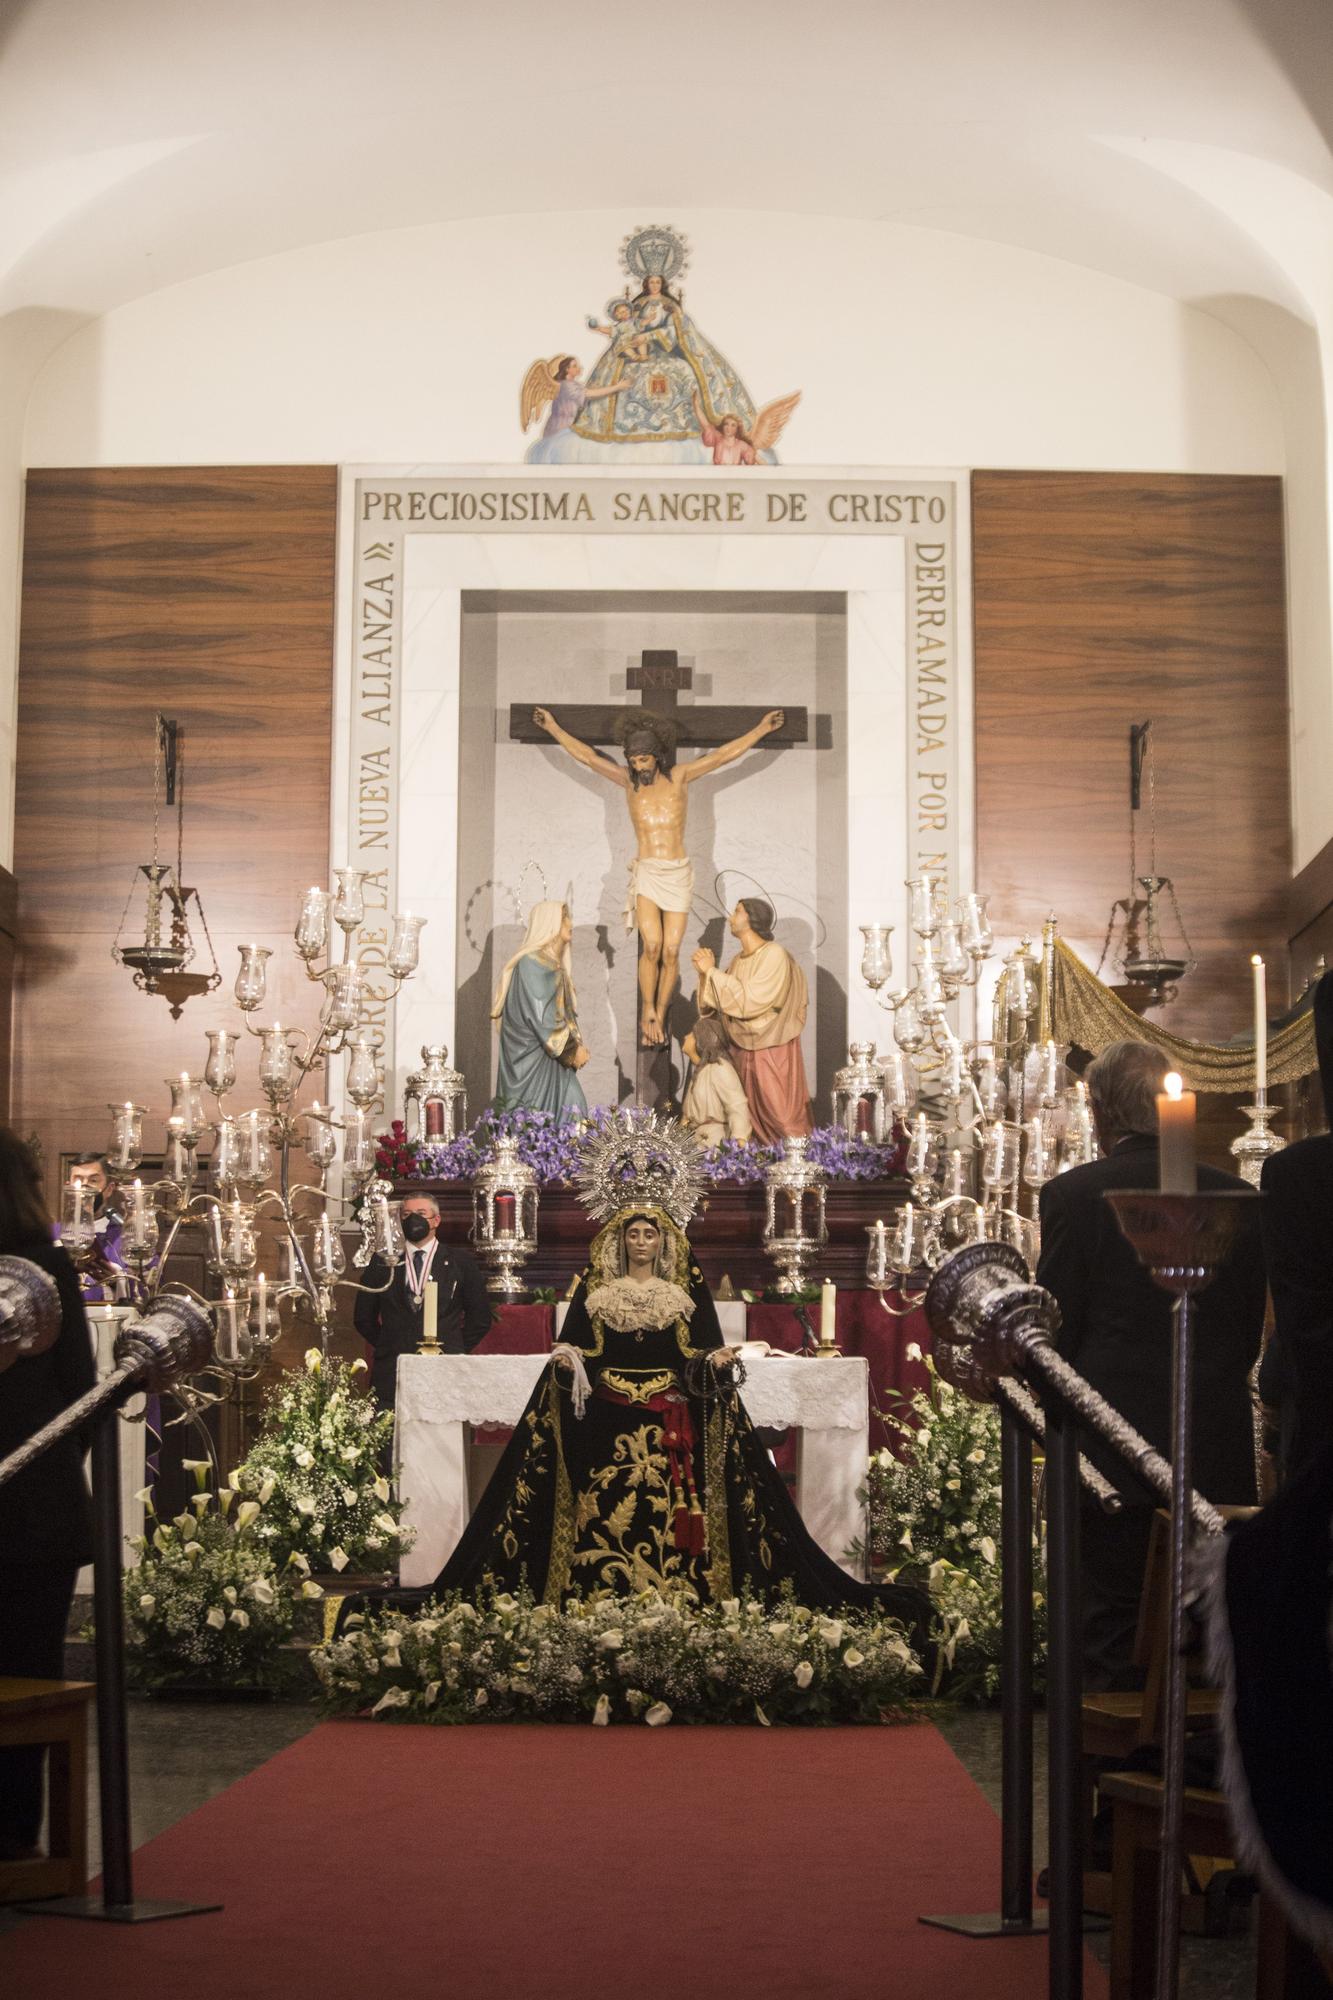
508, 651, 809, 749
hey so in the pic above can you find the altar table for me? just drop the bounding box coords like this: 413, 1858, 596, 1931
395, 1350, 871, 1589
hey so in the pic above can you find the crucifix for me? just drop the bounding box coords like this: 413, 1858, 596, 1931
510, 652, 810, 1105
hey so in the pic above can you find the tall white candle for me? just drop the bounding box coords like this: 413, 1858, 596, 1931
256, 1271, 268, 1333
819, 1278, 836, 1346
1251, 954, 1267, 1098
1157, 1072, 1197, 1194
423, 1279, 439, 1344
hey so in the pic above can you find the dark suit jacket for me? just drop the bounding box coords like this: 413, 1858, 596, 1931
352, 1240, 491, 1407
1035, 1135, 1265, 1504
1260, 1134, 1333, 1481
0, 1235, 96, 1566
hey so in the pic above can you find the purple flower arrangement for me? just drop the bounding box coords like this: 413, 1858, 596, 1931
379, 1107, 904, 1188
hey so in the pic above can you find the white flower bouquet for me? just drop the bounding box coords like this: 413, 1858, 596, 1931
122, 1481, 296, 1691
313, 1585, 924, 1727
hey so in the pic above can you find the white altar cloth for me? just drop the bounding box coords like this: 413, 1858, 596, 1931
395, 1351, 869, 1588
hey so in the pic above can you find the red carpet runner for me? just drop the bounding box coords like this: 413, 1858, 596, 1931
2, 1720, 1107, 1999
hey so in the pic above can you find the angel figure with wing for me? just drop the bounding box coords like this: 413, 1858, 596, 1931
691, 390, 801, 467
521, 354, 627, 464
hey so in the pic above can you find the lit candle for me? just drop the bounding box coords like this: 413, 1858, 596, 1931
1251, 954, 1267, 1099
1157, 1071, 1197, 1194
423, 1279, 438, 1344
819, 1278, 836, 1346
256, 1271, 268, 1332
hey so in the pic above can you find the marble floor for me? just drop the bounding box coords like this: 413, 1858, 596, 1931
2, 1690, 1257, 1996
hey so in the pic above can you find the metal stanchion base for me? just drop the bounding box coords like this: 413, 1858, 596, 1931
18, 1894, 222, 1923
919, 1909, 1108, 1937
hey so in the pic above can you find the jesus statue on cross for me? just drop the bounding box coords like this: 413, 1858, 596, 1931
532, 703, 785, 1045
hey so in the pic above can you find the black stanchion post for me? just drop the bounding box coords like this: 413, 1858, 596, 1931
1043, 1392, 1083, 2000
920, 1398, 1047, 1939
1000, 1402, 1035, 1930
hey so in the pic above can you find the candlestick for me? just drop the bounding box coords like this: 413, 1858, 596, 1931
420, 1278, 440, 1355
1157, 1072, 1197, 1194
1251, 954, 1267, 1098
817, 1278, 838, 1354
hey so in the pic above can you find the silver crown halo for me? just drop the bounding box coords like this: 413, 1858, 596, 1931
619, 224, 690, 289
575, 1107, 707, 1228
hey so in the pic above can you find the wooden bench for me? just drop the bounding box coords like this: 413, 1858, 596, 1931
0, 1677, 94, 1904
1101, 1769, 1327, 2000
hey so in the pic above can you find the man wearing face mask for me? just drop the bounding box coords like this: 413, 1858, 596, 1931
66, 1153, 130, 1302
353, 1193, 492, 1416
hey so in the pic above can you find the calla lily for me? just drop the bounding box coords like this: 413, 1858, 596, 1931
842, 1647, 866, 1668
373, 1477, 391, 1502
350, 1357, 368, 1374
247, 1578, 276, 1605
793, 1661, 814, 1688
592, 1694, 611, 1727
293, 1447, 315, 1469
133, 1485, 156, 1510
644, 1703, 672, 1727
138, 1594, 156, 1614
258, 1478, 275, 1504
217, 1488, 235, 1517
304, 1349, 322, 1372
329, 1547, 349, 1571
301, 1580, 324, 1599
205, 1606, 226, 1630
235, 1501, 261, 1530
370, 1686, 411, 1715
229, 1608, 251, 1628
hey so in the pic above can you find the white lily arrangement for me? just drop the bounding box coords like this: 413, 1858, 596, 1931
313, 1584, 924, 1728
232, 1351, 414, 1574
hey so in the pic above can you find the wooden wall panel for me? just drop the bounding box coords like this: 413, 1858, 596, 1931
14, 468, 338, 1192
973, 471, 1291, 1165
973, 470, 1290, 1028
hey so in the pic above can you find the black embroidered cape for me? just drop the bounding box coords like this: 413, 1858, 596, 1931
433, 1223, 925, 1638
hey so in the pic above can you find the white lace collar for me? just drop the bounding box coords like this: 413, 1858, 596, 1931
584, 1276, 696, 1331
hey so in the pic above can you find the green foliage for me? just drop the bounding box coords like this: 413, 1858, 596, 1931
860, 1351, 1047, 1702
314, 1584, 924, 1727
235, 1349, 414, 1575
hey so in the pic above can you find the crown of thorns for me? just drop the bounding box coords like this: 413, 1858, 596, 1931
613, 710, 680, 759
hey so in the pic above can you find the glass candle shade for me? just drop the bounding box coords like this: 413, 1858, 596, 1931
324, 961, 364, 1033
295, 886, 332, 962
310, 1212, 345, 1282
122, 1178, 158, 1263
330, 867, 366, 933
371, 1193, 405, 1263
943, 1146, 970, 1200
258, 1026, 298, 1107
221, 1203, 258, 1280
1021, 1111, 1058, 1189
892, 992, 926, 1054
879, 1047, 917, 1117
974, 1048, 1008, 1120
304, 1105, 338, 1170
165, 1073, 207, 1145
236, 1110, 273, 1189
916, 956, 946, 1023
958, 892, 993, 958
204, 1028, 239, 1099
234, 944, 272, 1012
343, 1108, 375, 1178
387, 912, 426, 980
905, 1113, 936, 1181
907, 876, 939, 940
937, 921, 968, 988
865, 1217, 890, 1288
858, 924, 894, 991
164, 1118, 194, 1191
60, 1180, 98, 1264
107, 1102, 146, 1174
211, 1116, 241, 1193
249, 1272, 275, 1348
345, 1033, 381, 1109
203, 1197, 226, 1275
981, 1120, 1022, 1194
214, 1290, 248, 1367
890, 1201, 927, 1276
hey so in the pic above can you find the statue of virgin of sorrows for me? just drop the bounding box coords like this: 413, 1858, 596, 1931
532, 704, 785, 1044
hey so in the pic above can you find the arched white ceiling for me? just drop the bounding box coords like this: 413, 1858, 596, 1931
0, 0, 1328, 322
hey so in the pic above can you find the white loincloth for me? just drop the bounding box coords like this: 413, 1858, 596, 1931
623, 855, 695, 932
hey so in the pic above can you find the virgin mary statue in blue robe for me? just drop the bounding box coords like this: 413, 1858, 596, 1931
491, 901, 588, 1118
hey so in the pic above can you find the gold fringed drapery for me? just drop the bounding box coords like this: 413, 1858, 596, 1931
1047, 938, 1318, 1093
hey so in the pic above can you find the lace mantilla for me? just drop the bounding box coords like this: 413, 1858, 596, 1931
584, 1276, 696, 1331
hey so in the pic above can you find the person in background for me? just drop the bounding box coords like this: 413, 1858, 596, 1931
66, 1151, 129, 1301
0, 1127, 95, 1860
1035, 1039, 1265, 1688
680, 1014, 753, 1146
1259, 969, 1333, 1485
353, 1192, 491, 1418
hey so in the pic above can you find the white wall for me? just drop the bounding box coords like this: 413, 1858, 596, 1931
23, 209, 1282, 475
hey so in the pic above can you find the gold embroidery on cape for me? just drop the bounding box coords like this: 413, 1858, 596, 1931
705, 1404, 733, 1600
600, 1368, 676, 1404
543, 1375, 576, 1604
